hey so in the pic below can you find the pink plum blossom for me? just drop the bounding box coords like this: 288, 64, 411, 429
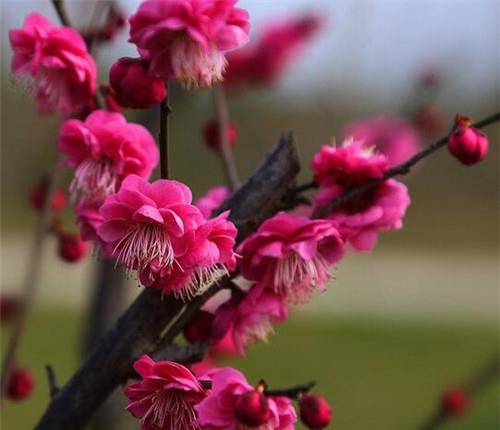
196, 367, 297, 429
314, 179, 410, 252
9, 13, 97, 116
344, 116, 421, 167
448, 115, 488, 166
97, 175, 237, 298
211, 284, 288, 355
312, 138, 388, 187
58, 110, 158, 206
125, 355, 208, 430
238, 212, 344, 304
225, 12, 322, 88
129, 0, 250, 88
194, 186, 230, 218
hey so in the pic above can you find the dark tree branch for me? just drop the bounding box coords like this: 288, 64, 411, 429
36, 133, 300, 430
45, 365, 60, 399
159, 89, 172, 179
418, 354, 499, 430
312, 112, 500, 218
265, 381, 316, 399
51, 0, 71, 26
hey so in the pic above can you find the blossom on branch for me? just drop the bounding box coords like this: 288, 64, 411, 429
238, 212, 344, 304
9, 13, 97, 116
125, 355, 208, 430
129, 0, 250, 88
196, 367, 297, 429
448, 115, 489, 166
58, 110, 158, 206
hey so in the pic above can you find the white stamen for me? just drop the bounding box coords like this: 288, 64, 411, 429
175, 264, 229, 302
70, 158, 118, 205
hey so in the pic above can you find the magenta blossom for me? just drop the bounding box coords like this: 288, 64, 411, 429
125, 355, 208, 430
194, 186, 230, 218
314, 179, 410, 252
58, 110, 158, 206
196, 367, 297, 429
344, 116, 421, 167
312, 138, 388, 187
9, 13, 97, 116
129, 0, 250, 88
448, 116, 488, 166
238, 212, 344, 304
139, 211, 238, 298
211, 283, 288, 355
225, 12, 322, 88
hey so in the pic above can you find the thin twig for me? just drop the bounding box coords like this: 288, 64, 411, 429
265, 381, 316, 399
213, 84, 241, 190
418, 354, 499, 430
312, 111, 500, 218
45, 365, 60, 399
159, 88, 171, 179
51, 0, 71, 26
1, 157, 61, 400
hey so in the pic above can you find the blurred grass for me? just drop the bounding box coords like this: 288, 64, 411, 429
1, 307, 498, 429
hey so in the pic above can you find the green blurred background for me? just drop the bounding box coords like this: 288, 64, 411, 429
1, 0, 498, 429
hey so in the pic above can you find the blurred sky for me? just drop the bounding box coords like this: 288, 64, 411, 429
2, 0, 498, 111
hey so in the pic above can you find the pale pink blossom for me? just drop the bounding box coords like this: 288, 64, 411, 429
194, 186, 230, 218
238, 212, 344, 304
314, 179, 410, 252
344, 116, 421, 167
225, 13, 322, 88
129, 0, 250, 88
125, 355, 208, 430
58, 110, 158, 206
9, 13, 97, 116
312, 138, 388, 187
211, 284, 288, 355
196, 367, 297, 429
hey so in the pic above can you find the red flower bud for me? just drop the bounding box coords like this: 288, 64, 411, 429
58, 233, 88, 263
109, 57, 167, 109
203, 119, 238, 151
7, 367, 35, 401
299, 394, 332, 429
0, 294, 20, 324
441, 387, 469, 416
183, 310, 215, 343
30, 179, 67, 212
235, 389, 272, 427
448, 115, 488, 166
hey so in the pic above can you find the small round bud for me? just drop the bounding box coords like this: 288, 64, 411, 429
203, 120, 238, 151
109, 57, 167, 109
441, 387, 469, 416
299, 394, 332, 429
1, 294, 20, 324
235, 389, 272, 427
448, 115, 488, 166
30, 179, 67, 213
7, 367, 35, 401
58, 233, 88, 263
183, 310, 215, 342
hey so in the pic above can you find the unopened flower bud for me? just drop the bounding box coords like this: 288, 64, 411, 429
7, 367, 35, 401
0, 294, 20, 324
235, 388, 272, 427
30, 179, 67, 212
448, 115, 488, 166
441, 387, 469, 416
299, 394, 332, 429
58, 233, 88, 263
183, 310, 215, 342
109, 57, 167, 109
203, 119, 238, 151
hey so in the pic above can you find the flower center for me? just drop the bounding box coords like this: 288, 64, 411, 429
70, 158, 117, 205
179, 263, 229, 301
113, 223, 174, 276
143, 390, 199, 430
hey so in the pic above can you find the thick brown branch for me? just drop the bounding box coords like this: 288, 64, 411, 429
312, 112, 500, 218
35, 133, 300, 430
